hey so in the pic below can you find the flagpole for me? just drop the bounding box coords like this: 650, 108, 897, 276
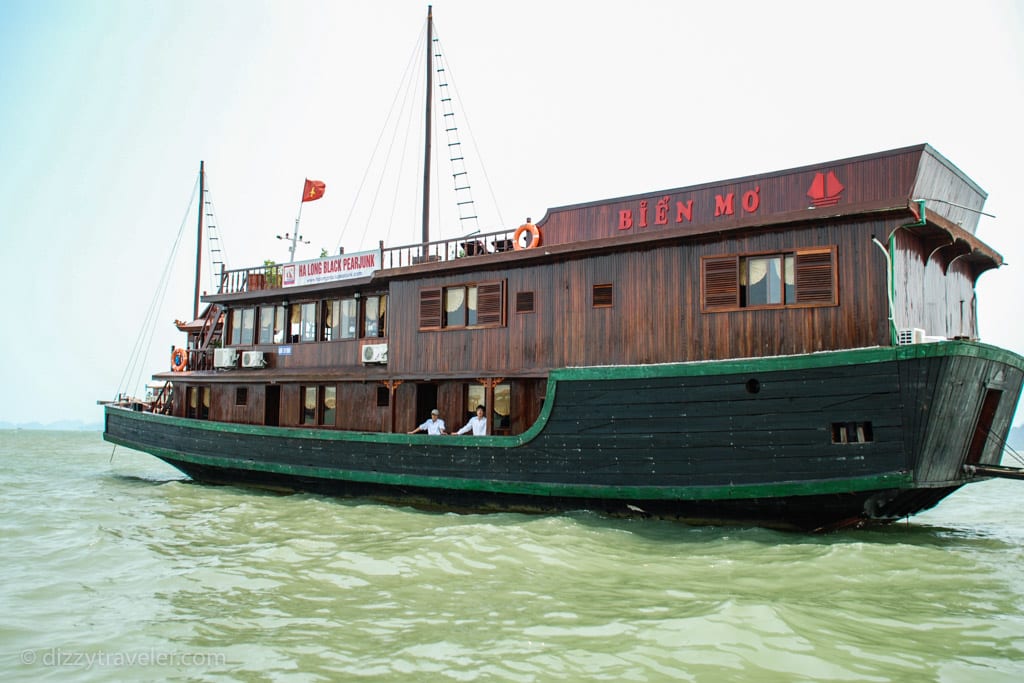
291, 200, 304, 263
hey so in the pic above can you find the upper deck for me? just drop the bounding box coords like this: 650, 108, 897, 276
205, 143, 997, 305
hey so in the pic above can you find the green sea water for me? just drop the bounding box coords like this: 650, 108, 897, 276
1, 430, 1022, 682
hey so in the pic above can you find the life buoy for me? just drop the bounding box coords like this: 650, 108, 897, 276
171, 347, 187, 372
513, 221, 541, 250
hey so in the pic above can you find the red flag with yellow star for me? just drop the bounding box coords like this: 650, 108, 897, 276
301, 179, 326, 202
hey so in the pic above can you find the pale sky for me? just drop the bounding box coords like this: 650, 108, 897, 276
1, 0, 1022, 425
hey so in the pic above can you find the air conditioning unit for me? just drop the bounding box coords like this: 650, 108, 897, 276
361, 343, 388, 364
213, 348, 238, 368
896, 328, 925, 345
241, 351, 266, 368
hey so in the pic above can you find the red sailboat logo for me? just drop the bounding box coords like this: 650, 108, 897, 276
807, 171, 844, 207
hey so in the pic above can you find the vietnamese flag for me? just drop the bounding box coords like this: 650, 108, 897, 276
301, 179, 326, 202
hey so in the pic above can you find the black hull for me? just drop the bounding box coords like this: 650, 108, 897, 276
105, 342, 1024, 532
160, 459, 962, 532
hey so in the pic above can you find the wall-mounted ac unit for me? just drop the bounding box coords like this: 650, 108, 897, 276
361, 343, 388, 364
213, 348, 238, 368
241, 351, 266, 368
896, 328, 925, 345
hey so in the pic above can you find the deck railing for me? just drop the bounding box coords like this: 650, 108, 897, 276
216, 228, 520, 294
380, 227, 518, 269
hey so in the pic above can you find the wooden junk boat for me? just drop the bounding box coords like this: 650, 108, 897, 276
103, 16, 1024, 533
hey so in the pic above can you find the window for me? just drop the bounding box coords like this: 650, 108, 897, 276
300, 302, 317, 342
323, 300, 338, 341
831, 421, 873, 444
420, 281, 504, 329
701, 247, 837, 312
258, 305, 286, 344
235, 387, 248, 406
592, 283, 613, 308
363, 295, 387, 338
493, 383, 511, 433
323, 386, 336, 427
377, 386, 390, 407
289, 304, 301, 342
230, 307, 256, 345
322, 299, 362, 341
186, 386, 211, 420
301, 386, 317, 425
340, 298, 358, 339
445, 286, 475, 327
467, 384, 485, 421
301, 385, 336, 426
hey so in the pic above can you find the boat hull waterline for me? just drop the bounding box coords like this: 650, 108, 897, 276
104, 341, 1024, 531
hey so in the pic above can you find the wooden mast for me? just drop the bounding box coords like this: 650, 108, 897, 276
193, 160, 205, 320
421, 5, 433, 249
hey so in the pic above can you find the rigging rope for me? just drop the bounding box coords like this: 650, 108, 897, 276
114, 176, 198, 402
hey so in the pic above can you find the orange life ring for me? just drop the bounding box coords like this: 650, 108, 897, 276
513, 222, 541, 250
171, 347, 187, 372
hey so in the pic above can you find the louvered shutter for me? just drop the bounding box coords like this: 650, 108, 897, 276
702, 256, 739, 310
477, 282, 504, 325
794, 249, 836, 305
419, 288, 442, 329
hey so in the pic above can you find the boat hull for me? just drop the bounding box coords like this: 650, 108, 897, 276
104, 342, 1024, 531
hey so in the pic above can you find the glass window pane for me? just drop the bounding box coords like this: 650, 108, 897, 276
467, 286, 478, 326
341, 299, 357, 339
378, 295, 388, 337
290, 305, 301, 342
364, 296, 380, 337
230, 309, 242, 345
746, 256, 782, 306
241, 308, 255, 345
323, 300, 338, 341
784, 254, 795, 304
300, 303, 317, 342
302, 386, 316, 425
493, 383, 510, 431
323, 386, 336, 426
467, 384, 485, 422
274, 306, 286, 343
258, 305, 275, 344
445, 287, 466, 327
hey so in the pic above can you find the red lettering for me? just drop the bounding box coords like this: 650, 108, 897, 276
742, 186, 760, 213
655, 196, 670, 225
714, 193, 735, 217
619, 210, 634, 230
639, 200, 649, 228
676, 199, 693, 223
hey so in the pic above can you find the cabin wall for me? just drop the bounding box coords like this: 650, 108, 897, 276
387, 219, 894, 375
893, 230, 979, 339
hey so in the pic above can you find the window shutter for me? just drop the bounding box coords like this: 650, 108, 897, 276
477, 282, 504, 325
794, 249, 836, 304
702, 256, 739, 310
419, 288, 442, 329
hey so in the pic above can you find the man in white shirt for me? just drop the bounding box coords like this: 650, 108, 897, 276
409, 408, 447, 435
456, 405, 488, 436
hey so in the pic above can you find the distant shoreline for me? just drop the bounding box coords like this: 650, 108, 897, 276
0, 422, 102, 432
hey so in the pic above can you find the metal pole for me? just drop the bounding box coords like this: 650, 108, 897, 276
421, 5, 433, 249
193, 160, 204, 320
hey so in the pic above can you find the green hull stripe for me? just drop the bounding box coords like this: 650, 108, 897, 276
105, 433, 913, 501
